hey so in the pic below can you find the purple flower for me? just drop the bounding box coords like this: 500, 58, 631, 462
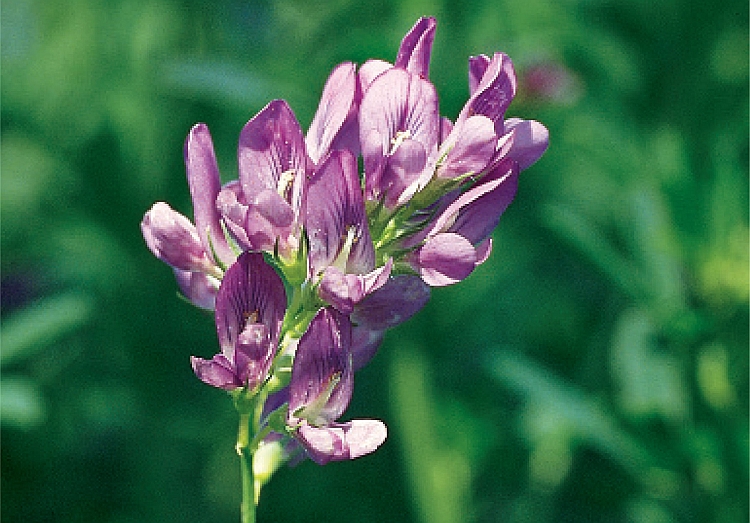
216, 100, 309, 258
464, 53, 549, 171
360, 67, 440, 208
405, 159, 519, 286
216, 66, 360, 262
184, 123, 237, 267
141, 124, 237, 308
191, 252, 287, 391
394, 16, 437, 78
306, 149, 391, 314
141, 202, 216, 275
287, 307, 387, 465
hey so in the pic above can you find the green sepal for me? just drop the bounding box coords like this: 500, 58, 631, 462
231, 386, 259, 415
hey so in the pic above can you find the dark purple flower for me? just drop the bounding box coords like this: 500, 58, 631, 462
406, 159, 519, 286
306, 149, 391, 313
191, 252, 287, 391
287, 307, 386, 465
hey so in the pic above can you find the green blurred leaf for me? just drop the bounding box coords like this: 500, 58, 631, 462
1, 292, 94, 366
610, 308, 689, 423
160, 59, 279, 109
488, 349, 654, 478
0, 376, 46, 429
390, 345, 473, 523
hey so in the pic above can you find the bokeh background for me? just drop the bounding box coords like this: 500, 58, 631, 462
2, 1, 748, 522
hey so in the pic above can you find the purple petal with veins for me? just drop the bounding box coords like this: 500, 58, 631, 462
288, 308, 353, 426
306, 62, 358, 165
360, 68, 439, 206
306, 150, 375, 275
214, 253, 286, 355
436, 115, 497, 179
184, 124, 236, 266
394, 16, 437, 78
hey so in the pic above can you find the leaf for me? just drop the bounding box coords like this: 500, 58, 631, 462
1, 292, 94, 366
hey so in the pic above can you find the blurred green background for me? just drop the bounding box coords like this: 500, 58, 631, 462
2, 0, 748, 522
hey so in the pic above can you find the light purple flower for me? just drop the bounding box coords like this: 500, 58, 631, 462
287, 307, 387, 465
360, 67, 440, 208
141, 202, 216, 275
184, 123, 237, 267
305, 61, 360, 164
142, 124, 236, 307
216, 100, 308, 258
406, 159, 519, 286
464, 53, 549, 171
191, 252, 287, 391
173, 269, 220, 310
306, 149, 391, 313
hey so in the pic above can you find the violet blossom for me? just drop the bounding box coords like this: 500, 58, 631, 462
404, 159, 519, 286
190, 252, 286, 391
287, 307, 387, 465
306, 149, 392, 314
141, 16, 549, 518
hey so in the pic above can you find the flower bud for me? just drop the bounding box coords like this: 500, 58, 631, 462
141, 202, 214, 274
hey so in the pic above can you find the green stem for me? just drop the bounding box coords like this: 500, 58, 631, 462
237, 412, 256, 523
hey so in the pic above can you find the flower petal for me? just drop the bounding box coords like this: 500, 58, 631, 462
394, 16, 437, 78
141, 202, 210, 273
306, 150, 375, 275
437, 115, 498, 179
306, 62, 358, 165
460, 52, 517, 133
447, 160, 518, 245
360, 68, 439, 206
174, 269, 218, 310
351, 275, 431, 330
503, 118, 549, 170
190, 354, 241, 390
468, 54, 491, 95
351, 326, 385, 371
414, 232, 478, 286
296, 419, 387, 465
234, 323, 275, 391
238, 100, 306, 215
185, 124, 236, 266
318, 260, 392, 315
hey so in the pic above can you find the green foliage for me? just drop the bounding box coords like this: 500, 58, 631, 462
2, 0, 747, 522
